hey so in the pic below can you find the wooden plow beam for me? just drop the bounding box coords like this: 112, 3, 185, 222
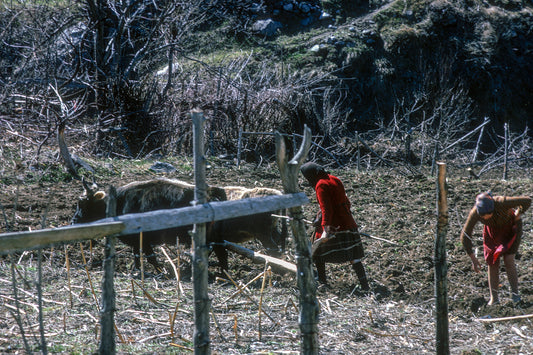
221, 240, 297, 274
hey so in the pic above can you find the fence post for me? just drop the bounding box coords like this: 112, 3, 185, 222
99, 185, 118, 355
405, 117, 411, 164
472, 117, 488, 163
355, 131, 360, 172
275, 125, 318, 354
435, 162, 449, 355
237, 129, 243, 168
503, 121, 509, 180
431, 142, 439, 176
191, 109, 211, 355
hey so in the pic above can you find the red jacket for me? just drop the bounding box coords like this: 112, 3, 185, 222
314, 174, 357, 237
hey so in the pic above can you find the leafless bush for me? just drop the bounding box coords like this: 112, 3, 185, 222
154, 57, 341, 159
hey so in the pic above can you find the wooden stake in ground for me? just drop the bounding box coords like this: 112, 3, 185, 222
258, 264, 271, 340
140, 231, 145, 287
191, 110, 210, 355
435, 162, 449, 355
64, 245, 73, 308
275, 125, 318, 354
503, 121, 509, 180
37, 248, 48, 355
99, 185, 117, 354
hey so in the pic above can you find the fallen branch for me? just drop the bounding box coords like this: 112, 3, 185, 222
169, 342, 194, 352
477, 313, 533, 323
131, 279, 161, 306
358, 232, 403, 246
218, 270, 269, 305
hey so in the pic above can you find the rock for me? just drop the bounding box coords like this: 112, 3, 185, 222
299, 2, 311, 13
309, 44, 327, 55
251, 19, 283, 38
319, 11, 332, 21
149, 161, 176, 173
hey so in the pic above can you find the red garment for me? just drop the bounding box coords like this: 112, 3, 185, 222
313, 174, 357, 239
460, 195, 530, 264
483, 211, 518, 265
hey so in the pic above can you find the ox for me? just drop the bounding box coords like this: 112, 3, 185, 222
73, 178, 227, 272
209, 186, 288, 271
73, 179, 287, 274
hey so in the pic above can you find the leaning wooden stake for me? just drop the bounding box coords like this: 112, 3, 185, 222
435, 162, 449, 355
275, 125, 318, 354
472, 117, 489, 163
191, 110, 210, 355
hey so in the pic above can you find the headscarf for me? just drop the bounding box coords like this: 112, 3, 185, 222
300, 162, 329, 188
476, 191, 494, 215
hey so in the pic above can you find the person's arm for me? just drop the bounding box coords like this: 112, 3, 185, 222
316, 183, 334, 237
460, 207, 481, 272
500, 196, 532, 217
469, 253, 482, 273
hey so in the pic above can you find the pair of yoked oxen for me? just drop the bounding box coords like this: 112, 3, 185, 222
73, 178, 286, 274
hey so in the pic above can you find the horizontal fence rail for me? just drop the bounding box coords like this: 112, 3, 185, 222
0, 222, 125, 255
0, 193, 308, 255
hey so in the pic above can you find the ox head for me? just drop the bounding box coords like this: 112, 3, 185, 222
72, 178, 107, 224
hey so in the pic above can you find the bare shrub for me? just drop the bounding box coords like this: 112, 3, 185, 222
154, 57, 340, 159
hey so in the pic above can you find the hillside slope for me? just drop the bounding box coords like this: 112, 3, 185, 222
226, 0, 533, 133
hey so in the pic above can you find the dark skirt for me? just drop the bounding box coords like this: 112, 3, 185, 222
311, 230, 365, 264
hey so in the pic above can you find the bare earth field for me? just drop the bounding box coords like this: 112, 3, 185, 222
1, 126, 533, 354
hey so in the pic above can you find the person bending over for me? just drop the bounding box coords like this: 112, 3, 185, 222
460, 192, 531, 305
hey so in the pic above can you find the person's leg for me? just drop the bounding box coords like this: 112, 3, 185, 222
503, 253, 520, 302
487, 258, 500, 305
351, 259, 369, 291
315, 261, 327, 285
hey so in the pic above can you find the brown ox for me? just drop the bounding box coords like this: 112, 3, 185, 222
72, 178, 227, 271
208, 186, 287, 271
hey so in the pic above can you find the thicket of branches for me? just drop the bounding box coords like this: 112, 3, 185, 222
1, 0, 531, 173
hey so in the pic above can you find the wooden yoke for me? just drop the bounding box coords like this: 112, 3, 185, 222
275, 125, 319, 354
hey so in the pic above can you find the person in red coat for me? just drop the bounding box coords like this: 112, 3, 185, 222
460, 191, 531, 305
300, 162, 369, 290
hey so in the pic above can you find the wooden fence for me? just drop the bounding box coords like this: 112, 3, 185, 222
0, 194, 308, 256
0, 111, 317, 354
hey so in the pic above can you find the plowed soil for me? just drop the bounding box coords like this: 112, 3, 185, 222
1, 127, 533, 354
